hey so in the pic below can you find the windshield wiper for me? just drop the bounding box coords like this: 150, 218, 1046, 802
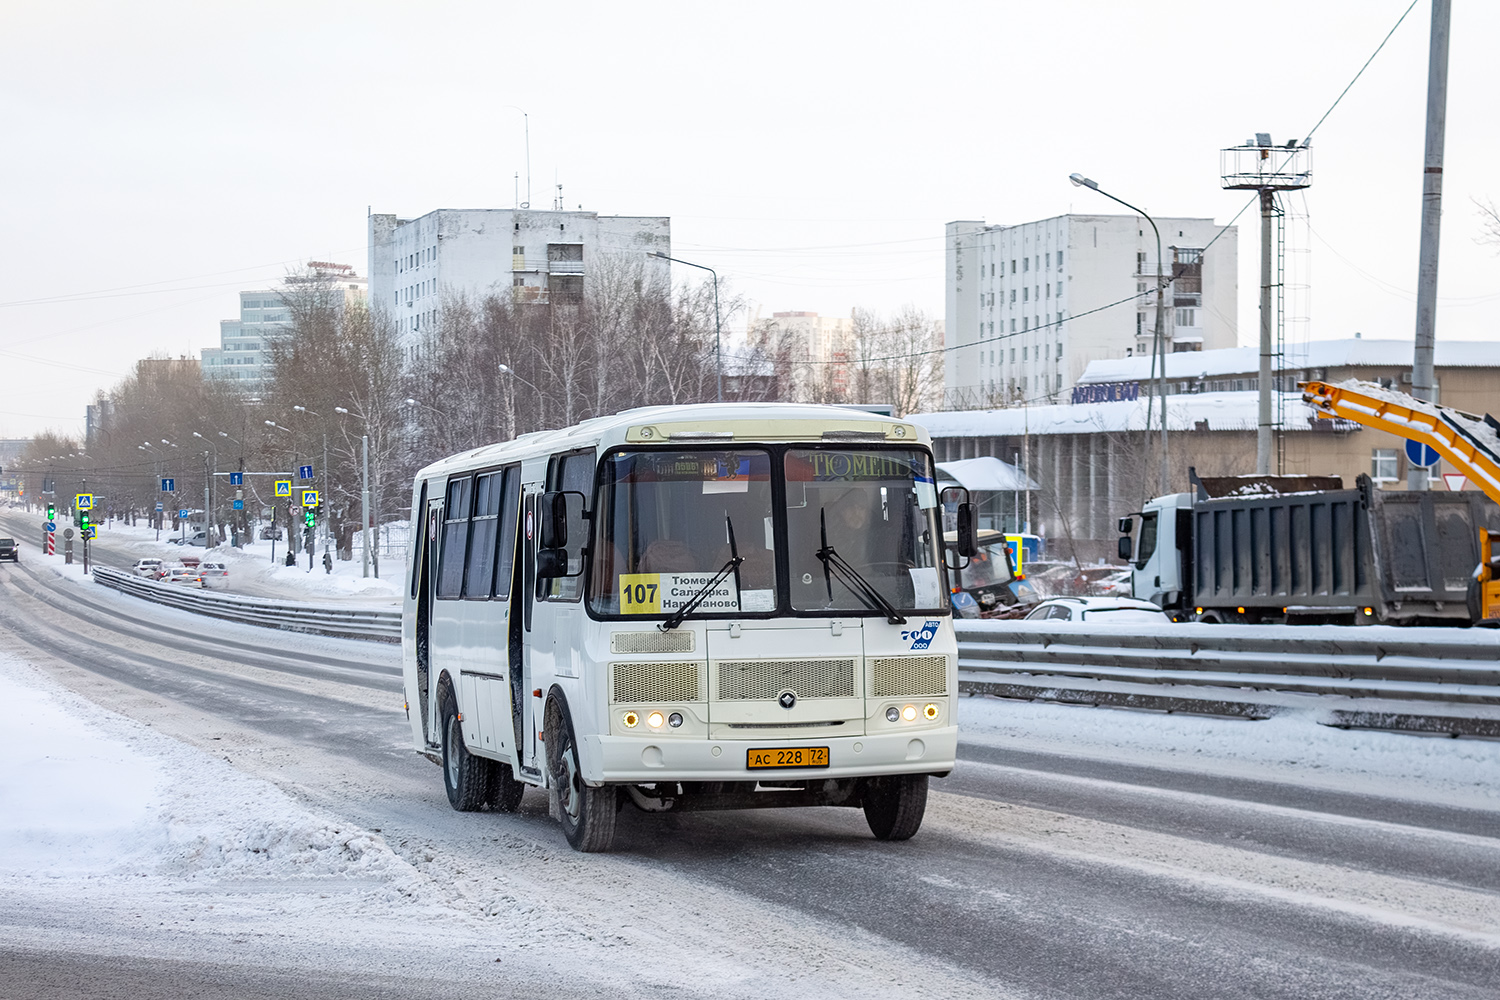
659, 515, 743, 631
816, 508, 907, 625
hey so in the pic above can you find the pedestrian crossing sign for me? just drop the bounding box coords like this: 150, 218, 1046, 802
274, 480, 291, 497
302, 490, 319, 508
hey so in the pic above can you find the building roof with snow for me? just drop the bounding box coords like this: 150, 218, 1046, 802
910, 391, 1314, 438
1076, 338, 1500, 386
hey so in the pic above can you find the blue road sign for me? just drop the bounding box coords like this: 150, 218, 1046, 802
161, 478, 175, 492
1404, 439, 1439, 468
155, 502, 164, 512
298, 465, 314, 481
229, 472, 244, 486
45, 521, 56, 532
232, 499, 244, 510
178, 508, 191, 517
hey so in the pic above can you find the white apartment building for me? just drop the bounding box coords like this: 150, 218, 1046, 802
368, 208, 671, 351
201, 263, 366, 390
944, 214, 1237, 408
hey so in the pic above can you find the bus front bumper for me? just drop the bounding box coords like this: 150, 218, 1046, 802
582, 726, 957, 785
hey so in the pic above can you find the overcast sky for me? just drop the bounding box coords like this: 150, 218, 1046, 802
2, 0, 1496, 439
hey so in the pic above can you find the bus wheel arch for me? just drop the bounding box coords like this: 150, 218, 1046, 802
438, 676, 493, 812
544, 688, 619, 852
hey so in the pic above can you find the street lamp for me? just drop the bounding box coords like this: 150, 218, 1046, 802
1069, 173, 1170, 493
496, 363, 540, 392
650, 250, 722, 403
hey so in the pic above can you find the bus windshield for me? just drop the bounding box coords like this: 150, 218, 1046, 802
589, 446, 948, 619
591, 450, 778, 617
784, 448, 945, 615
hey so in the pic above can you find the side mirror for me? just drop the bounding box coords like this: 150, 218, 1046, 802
1117, 536, 1133, 561
955, 502, 979, 558
1117, 516, 1133, 534
539, 491, 568, 549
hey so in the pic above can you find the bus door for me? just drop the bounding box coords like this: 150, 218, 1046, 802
416, 493, 443, 745
515, 483, 544, 778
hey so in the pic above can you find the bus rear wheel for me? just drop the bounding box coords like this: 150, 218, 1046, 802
862, 774, 928, 841
440, 684, 494, 812
544, 694, 617, 852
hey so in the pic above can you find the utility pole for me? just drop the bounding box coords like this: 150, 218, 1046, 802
1221, 135, 1312, 475
1257, 188, 1275, 474
361, 434, 371, 579
1410, 0, 1450, 491
203, 451, 211, 550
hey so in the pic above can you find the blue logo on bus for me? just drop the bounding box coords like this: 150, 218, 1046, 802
902, 620, 941, 650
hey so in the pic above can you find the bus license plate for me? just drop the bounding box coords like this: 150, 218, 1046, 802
747, 746, 830, 769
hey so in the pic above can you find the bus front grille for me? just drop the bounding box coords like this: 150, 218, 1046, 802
870, 655, 948, 697
610, 630, 695, 654
716, 659, 856, 700
613, 661, 700, 703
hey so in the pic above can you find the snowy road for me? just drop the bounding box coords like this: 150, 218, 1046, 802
2, 556, 1498, 999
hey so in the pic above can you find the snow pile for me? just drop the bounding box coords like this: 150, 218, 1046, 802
0, 656, 412, 887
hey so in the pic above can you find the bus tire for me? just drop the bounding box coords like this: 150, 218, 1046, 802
440, 683, 493, 812
544, 694, 617, 852
487, 763, 526, 813
862, 773, 928, 841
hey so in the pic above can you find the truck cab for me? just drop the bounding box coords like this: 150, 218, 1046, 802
1118, 493, 1192, 612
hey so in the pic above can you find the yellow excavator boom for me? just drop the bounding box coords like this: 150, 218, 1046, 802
1301, 379, 1500, 506
1302, 379, 1500, 624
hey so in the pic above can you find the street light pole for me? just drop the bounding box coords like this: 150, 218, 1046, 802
1070, 173, 1170, 494
650, 251, 722, 403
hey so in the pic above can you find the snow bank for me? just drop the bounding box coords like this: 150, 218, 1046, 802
83, 519, 403, 604
0, 655, 409, 884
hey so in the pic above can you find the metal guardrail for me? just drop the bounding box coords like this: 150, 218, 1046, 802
92, 566, 401, 641
956, 620, 1500, 737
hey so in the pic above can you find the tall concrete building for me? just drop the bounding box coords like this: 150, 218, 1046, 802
748, 310, 853, 399
367, 208, 671, 352
944, 214, 1237, 408
201, 263, 366, 391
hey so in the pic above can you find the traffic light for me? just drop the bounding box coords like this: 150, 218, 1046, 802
46, 502, 55, 521
80, 510, 90, 532
304, 509, 315, 528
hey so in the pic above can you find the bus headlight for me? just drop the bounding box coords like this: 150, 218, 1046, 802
647, 711, 665, 729
622, 711, 639, 728
667, 712, 683, 728
885, 707, 900, 723
924, 703, 939, 721
901, 705, 917, 722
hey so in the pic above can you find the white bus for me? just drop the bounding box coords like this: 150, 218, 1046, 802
402, 403, 977, 851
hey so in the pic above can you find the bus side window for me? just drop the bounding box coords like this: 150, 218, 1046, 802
544, 450, 595, 602
463, 471, 502, 599
437, 476, 473, 600
409, 480, 427, 600
493, 466, 520, 600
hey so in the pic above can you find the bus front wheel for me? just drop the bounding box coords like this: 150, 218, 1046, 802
862, 774, 928, 841
544, 694, 618, 852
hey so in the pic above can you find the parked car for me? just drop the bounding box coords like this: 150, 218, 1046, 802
1024, 596, 1173, 625
198, 561, 229, 588
163, 566, 203, 586
132, 558, 166, 579
0, 537, 17, 562
167, 529, 210, 547
259, 525, 283, 540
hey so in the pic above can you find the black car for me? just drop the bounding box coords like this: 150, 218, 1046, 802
0, 537, 17, 562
